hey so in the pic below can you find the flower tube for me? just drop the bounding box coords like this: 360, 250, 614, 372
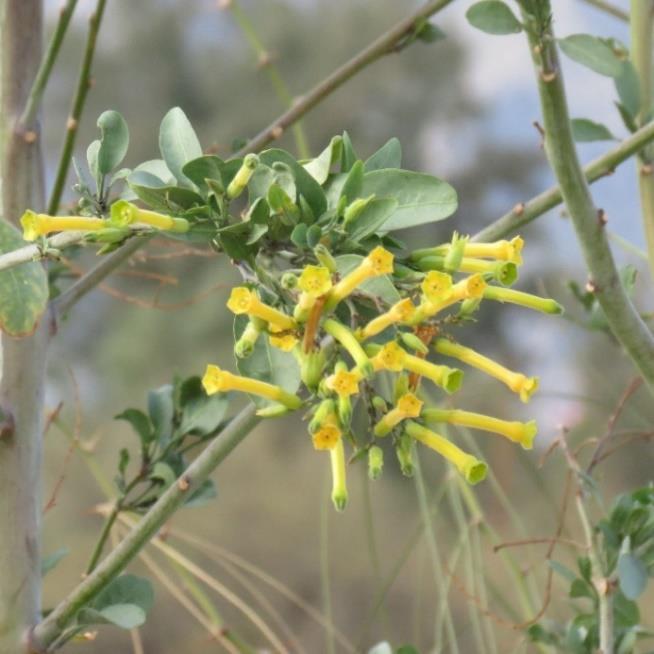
323, 319, 373, 377
110, 200, 189, 233
482, 286, 563, 314
405, 421, 488, 485
330, 438, 348, 511
227, 287, 296, 331
435, 338, 538, 403
20, 210, 105, 241
294, 265, 332, 322
325, 246, 394, 310
367, 342, 463, 394
202, 364, 302, 410
415, 256, 519, 287
413, 235, 523, 264
358, 298, 416, 340
412, 273, 486, 324
422, 408, 537, 449
374, 392, 423, 437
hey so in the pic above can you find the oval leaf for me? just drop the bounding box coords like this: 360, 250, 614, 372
158, 107, 203, 186
365, 138, 402, 172
345, 198, 398, 242
618, 552, 648, 600
97, 110, 129, 175
0, 220, 48, 336
466, 1, 522, 35
571, 118, 615, 142
360, 169, 457, 231
559, 34, 623, 78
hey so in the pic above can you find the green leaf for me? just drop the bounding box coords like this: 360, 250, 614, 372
79, 574, 154, 630
396, 647, 420, 654
340, 160, 364, 205
127, 170, 205, 211
86, 139, 101, 181
219, 224, 255, 262
360, 169, 457, 231
179, 376, 229, 436
304, 136, 342, 184
0, 220, 48, 336
259, 149, 327, 219
159, 107, 203, 187
335, 255, 400, 304
615, 61, 641, 118
150, 461, 176, 489
569, 578, 595, 599
571, 118, 616, 142
181, 155, 224, 195
415, 22, 446, 44
559, 34, 623, 78
365, 138, 402, 171
79, 605, 147, 630
185, 479, 217, 508
465, 1, 522, 35
345, 198, 398, 242
41, 548, 69, 577
96, 110, 129, 175
341, 131, 358, 171
132, 159, 175, 185
234, 317, 301, 409
115, 408, 154, 445
148, 384, 174, 446
618, 552, 648, 600
614, 591, 640, 627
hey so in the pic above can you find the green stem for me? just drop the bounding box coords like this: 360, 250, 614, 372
31, 404, 261, 651
85, 501, 122, 575
228, 1, 310, 158
235, 0, 456, 156
19, 0, 79, 128
473, 119, 654, 242
520, 2, 654, 394
48, 0, 107, 215
630, 0, 654, 281
320, 472, 336, 654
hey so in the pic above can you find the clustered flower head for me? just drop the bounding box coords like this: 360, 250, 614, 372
201, 234, 562, 511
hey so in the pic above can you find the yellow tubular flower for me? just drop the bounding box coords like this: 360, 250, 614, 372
462, 236, 524, 264
227, 287, 296, 331
325, 366, 361, 398
435, 338, 538, 403
20, 210, 105, 241
110, 200, 188, 233
374, 392, 423, 437
412, 274, 486, 323
312, 415, 342, 451
367, 342, 463, 394
422, 408, 537, 449
330, 438, 348, 511
202, 364, 302, 410
483, 286, 563, 315
359, 298, 416, 340
295, 265, 333, 320
325, 246, 394, 309
268, 333, 298, 352
323, 319, 373, 377
421, 271, 453, 304
405, 421, 488, 485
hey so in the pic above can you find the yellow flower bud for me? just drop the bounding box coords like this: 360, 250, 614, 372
227, 287, 296, 331
373, 392, 423, 437
20, 210, 105, 241
358, 298, 416, 340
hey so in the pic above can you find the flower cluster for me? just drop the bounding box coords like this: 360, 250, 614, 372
201, 234, 561, 511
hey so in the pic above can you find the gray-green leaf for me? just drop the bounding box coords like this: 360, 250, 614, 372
559, 34, 623, 78
571, 118, 616, 142
0, 220, 48, 336
618, 552, 648, 600
360, 169, 457, 231
465, 1, 522, 35
96, 110, 129, 175
615, 61, 641, 118
159, 107, 203, 187
365, 138, 402, 172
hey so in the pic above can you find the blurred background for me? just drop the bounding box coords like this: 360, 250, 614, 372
38, 0, 654, 652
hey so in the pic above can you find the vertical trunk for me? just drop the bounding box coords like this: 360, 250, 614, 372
0, 2, 46, 653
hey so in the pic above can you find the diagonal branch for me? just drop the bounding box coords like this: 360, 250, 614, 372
473, 119, 654, 242
31, 403, 261, 652
235, 0, 456, 156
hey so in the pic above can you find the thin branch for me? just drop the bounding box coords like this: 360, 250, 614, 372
19, 0, 80, 128
234, 0, 456, 156
48, 0, 108, 215
52, 234, 153, 316
579, 0, 630, 21
473, 119, 654, 242
31, 404, 261, 652
226, 0, 310, 158
519, 3, 654, 394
